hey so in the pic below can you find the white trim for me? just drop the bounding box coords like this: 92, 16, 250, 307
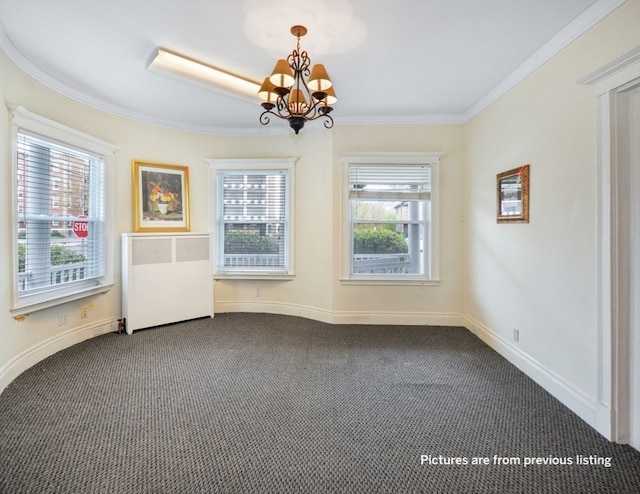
0, 1, 624, 134
465, 315, 598, 430
339, 152, 443, 283
206, 157, 297, 278
338, 278, 440, 286
336, 114, 467, 126
332, 310, 465, 327
578, 46, 640, 89
339, 151, 445, 164
213, 273, 295, 281
580, 47, 640, 445
214, 300, 465, 327
10, 105, 121, 156
9, 107, 120, 315
0, 317, 119, 395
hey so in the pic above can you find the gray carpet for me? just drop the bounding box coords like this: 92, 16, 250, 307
1, 313, 639, 493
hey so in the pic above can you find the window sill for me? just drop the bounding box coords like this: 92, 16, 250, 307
11, 283, 113, 318
214, 272, 295, 281
339, 277, 440, 286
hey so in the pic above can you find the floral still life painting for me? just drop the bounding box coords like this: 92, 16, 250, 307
132, 160, 190, 232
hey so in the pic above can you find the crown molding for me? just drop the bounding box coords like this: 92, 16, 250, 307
336, 114, 467, 126
464, 0, 627, 122
1, 0, 627, 134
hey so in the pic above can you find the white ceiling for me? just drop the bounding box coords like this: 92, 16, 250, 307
0, 0, 622, 135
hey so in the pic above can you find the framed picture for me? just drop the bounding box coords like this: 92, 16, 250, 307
497, 164, 529, 223
132, 160, 190, 232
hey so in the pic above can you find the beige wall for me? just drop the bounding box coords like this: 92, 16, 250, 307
1, 1, 638, 437
463, 0, 640, 420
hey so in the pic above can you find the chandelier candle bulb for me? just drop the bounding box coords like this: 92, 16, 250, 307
258, 25, 337, 134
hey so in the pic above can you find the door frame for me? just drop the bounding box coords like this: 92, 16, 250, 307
580, 47, 640, 447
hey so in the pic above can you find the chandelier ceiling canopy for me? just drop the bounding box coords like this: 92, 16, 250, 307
258, 25, 336, 134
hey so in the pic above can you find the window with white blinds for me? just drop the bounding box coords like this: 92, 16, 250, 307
11, 106, 118, 313
341, 153, 442, 282
209, 158, 295, 277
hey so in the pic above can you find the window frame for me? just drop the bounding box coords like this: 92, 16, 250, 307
207, 158, 296, 280
10, 106, 120, 315
340, 152, 443, 285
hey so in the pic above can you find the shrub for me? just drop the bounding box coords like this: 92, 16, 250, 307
18, 244, 87, 273
51, 244, 87, 265
224, 233, 279, 254
354, 229, 408, 254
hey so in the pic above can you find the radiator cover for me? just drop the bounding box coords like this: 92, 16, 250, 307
121, 233, 213, 334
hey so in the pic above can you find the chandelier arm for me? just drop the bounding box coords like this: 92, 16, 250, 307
259, 111, 273, 126
276, 96, 288, 115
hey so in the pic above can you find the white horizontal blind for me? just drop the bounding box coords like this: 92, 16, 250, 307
218, 170, 288, 270
16, 130, 105, 295
349, 164, 431, 200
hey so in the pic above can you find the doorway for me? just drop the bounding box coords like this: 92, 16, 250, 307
582, 47, 640, 451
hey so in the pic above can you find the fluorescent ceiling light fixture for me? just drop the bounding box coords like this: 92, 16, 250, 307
147, 48, 261, 103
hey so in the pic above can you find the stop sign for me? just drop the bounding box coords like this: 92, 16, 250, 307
72, 215, 89, 238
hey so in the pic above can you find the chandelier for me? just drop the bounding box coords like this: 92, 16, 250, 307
258, 25, 336, 134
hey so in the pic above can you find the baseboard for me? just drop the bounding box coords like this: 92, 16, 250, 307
464, 315, 597, 430
0, 317, 119, 395
214, 301, 335, 323
331, 310, 466, 326
214, 300, 466, 326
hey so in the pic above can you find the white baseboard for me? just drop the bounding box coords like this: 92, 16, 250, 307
464, 315, 597, 430
214, 300, 466, 327
0, 317, 119, 395
332, 310, 466, 326
214, 301, 335, 323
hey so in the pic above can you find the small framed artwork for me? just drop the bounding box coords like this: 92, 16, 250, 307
132, 160, 190, 232
497, 164, 529, 223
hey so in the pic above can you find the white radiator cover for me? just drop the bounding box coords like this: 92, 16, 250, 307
121, 233, 213, 334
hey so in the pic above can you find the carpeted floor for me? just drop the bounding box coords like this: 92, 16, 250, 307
1, 313, 639, 493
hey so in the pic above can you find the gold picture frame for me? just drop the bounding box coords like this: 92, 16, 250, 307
132, 160, 190, 232
497, 164, 529, 223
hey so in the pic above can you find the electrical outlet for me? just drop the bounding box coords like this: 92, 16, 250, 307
256, 287, 261, 297
80, 307, 88, 319
57, 313, 67, 326
513, 328, 520, 343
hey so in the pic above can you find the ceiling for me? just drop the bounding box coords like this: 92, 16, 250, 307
0, 0, 619, 135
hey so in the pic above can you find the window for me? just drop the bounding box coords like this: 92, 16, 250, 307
341, 152, 442, 284
207, 158, 296, 279
11, 106, 119, 314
